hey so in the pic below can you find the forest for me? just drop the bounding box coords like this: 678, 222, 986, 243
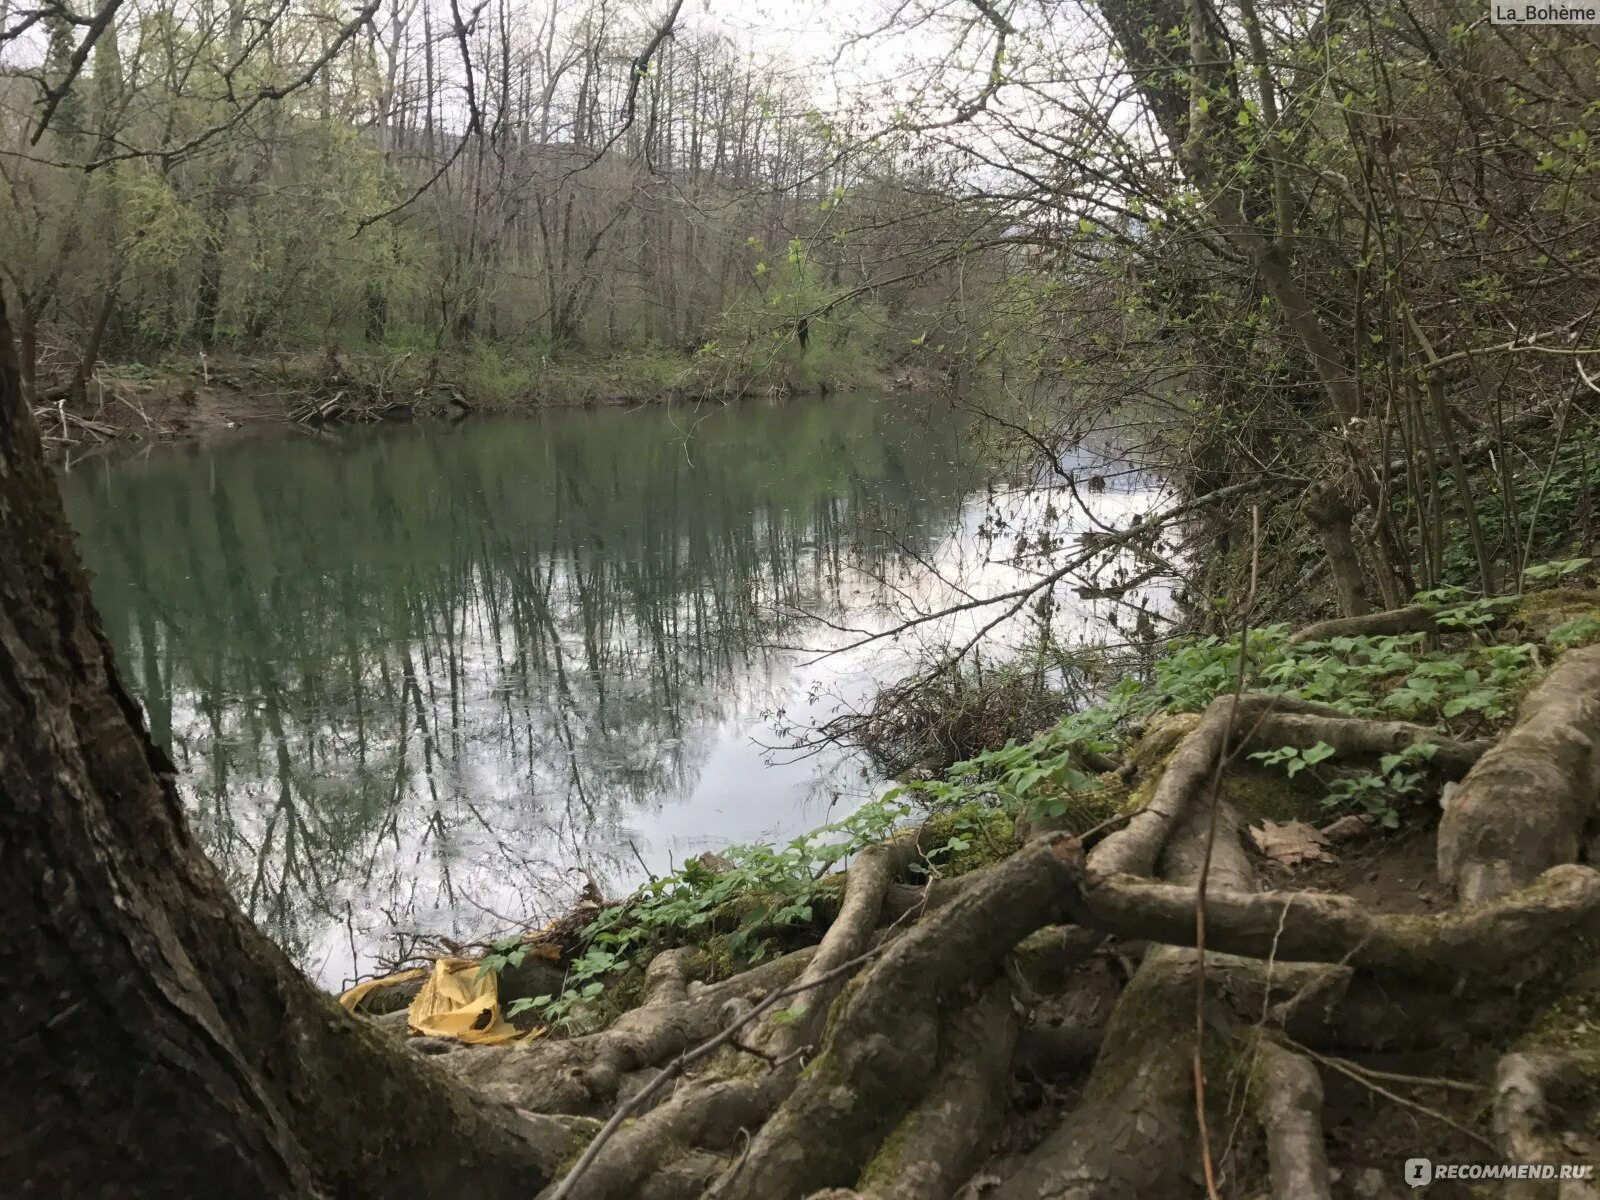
4, 0, 1600, 1197
1, 0, 992, 417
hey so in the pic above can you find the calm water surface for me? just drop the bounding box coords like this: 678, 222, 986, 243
60, 393, 1153, 986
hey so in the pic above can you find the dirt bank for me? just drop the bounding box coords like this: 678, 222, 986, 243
32, 348, 938, 449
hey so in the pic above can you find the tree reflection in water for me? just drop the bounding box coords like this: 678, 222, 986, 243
60, 395, 1151, 986
65, 395, 1164, 985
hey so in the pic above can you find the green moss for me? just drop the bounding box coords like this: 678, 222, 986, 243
699, 934, 744, 982
708, 890, 784, 931
699, 1044, 771, 1080
549, 1116, 606, 1176
1220, 764, 1326, 823
592, 967, 648, 1023
1511, 588, 1600, 646
1515, 587, 1600, 616
1077, 954, 1255, 1138
1118, 715, 1200, 816
920, 803, 1019, 875
1130, 713, 1200, 772
798, 973, 868, 1064
1076, 960, 1195, 1108
856, 1110, 920, 1187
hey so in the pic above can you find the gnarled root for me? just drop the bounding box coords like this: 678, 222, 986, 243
1091, 691, 1260, 876
1088, 691, 1414, 876
444, 946, 812, 1114
563, 1072, 785, 1200
992, 801, 1262, 1199
714, 836, 1085, 1200
1495, 1052, 1600, 1200
853, 977, 1019, 1200
482, 638, 1600, 1200
991, 945, 1210, 1200
1073, 863, 1600, 984
749, 833, 921, 1059
1243, 711, 1490, 777
638, 1150, 728, 1200
1440, 645, 1600, 904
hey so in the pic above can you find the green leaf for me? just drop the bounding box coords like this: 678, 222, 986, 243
1301, 742, 1336, 765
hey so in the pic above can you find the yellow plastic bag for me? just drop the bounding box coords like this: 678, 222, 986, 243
337, 967, 428, 1013
405, 957, 527, 1045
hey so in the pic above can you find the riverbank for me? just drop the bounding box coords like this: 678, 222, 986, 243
32, 342, 938, 446
338, 580, 1600, 1198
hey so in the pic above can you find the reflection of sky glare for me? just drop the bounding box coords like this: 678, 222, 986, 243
65, 398, 1161, 988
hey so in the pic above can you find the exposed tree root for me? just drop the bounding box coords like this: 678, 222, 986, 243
419, 624, 1600, 1200
1242, 711, 1491, 777
1092, 692, 1371, 877
1072, 863, 1600, 984
1495, 1051, 1600, 1200
639, 1150, 729, 1200
880, 869, 983, 923
992, 803, 1260, 1199
1440, 645, 1600, 904
751, 833, 921, 1058
1091, 692, 1258, 876
1256, 1041, 1332, 1200
1287, 603, 1445, 645
853, 977, 1018, 1200
993, 946, 1207, 1200
714, 837, 1085, 1200
445, 946, 813, 1114
1009, 925, 1106, 996
563, 1072, 784, 1200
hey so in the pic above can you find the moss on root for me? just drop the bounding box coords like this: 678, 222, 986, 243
1130, 713, 1202, 773
1513, 588, 1600, 642
698, 934, 753, 982
1515, 587, 1600, 617
919, 804, 1019, 875
855, 1109, 920, 1188
1116, 713, 1201, 818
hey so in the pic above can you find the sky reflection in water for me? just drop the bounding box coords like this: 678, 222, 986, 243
60, 394, 1158, 986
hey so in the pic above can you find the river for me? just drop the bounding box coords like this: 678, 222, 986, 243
59, 392, 1158, 988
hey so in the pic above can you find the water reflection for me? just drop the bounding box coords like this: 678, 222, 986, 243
59, 397, 981, 978
62, 395, 1161, 986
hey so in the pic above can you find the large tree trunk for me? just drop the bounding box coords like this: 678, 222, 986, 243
0, 294, 561, 1196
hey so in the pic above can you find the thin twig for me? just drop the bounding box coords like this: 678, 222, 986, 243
1193, 502, 1260, 1200
1291, 1041, 1497, 1151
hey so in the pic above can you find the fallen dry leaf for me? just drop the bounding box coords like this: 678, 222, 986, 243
1248, 819, 1338, 867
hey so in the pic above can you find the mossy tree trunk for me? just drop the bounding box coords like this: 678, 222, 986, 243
0, 294, 558, 1197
